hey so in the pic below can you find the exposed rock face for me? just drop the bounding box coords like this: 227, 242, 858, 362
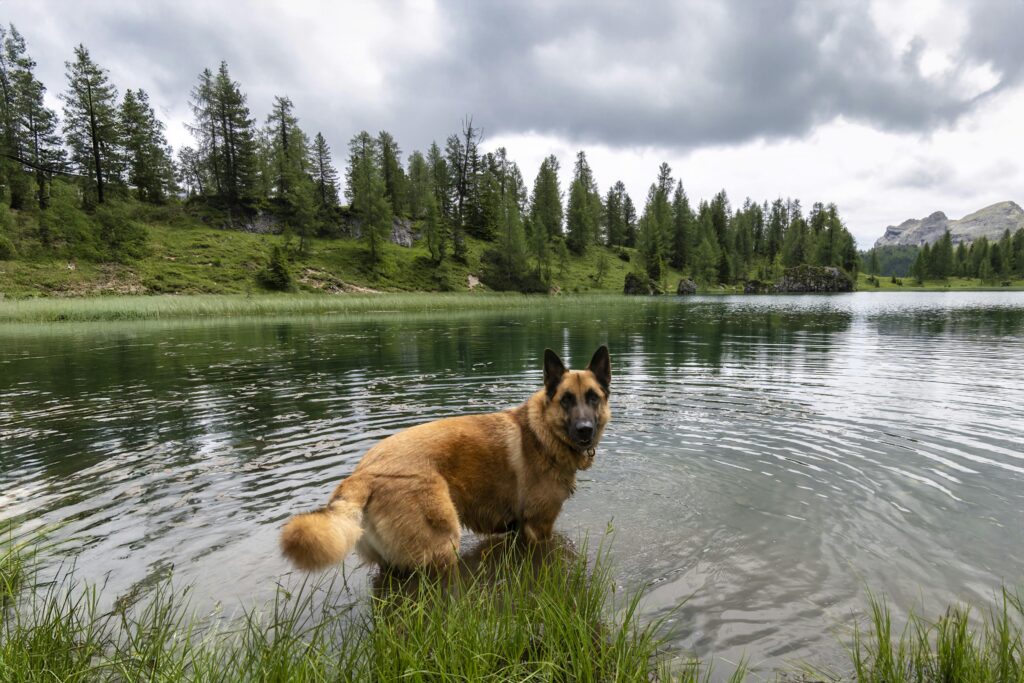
348, 217, 418, 247
773, 265, 853, 293
676, 279, 697, 295
624, 272, 657, 295
874, 201, 1024, 248
240, 212, 283, 234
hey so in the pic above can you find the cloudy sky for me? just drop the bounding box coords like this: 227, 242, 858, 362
6, 0, 1024, 247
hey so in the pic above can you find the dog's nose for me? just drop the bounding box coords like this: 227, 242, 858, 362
575, 424, 594, 441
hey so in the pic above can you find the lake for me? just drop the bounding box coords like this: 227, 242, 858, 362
2, 292, 1023, 675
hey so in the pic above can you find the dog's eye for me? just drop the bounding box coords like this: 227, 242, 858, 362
560, 393, 575, 408
586, 390, 600, 406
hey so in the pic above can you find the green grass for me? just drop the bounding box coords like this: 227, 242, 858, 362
0, 535, 745, 682
0, 291, 658, 323
4, 535, 1023, 681
837, 590, 1024, 682
858, 272, 1024, 291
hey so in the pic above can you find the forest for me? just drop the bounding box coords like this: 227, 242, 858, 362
1, 24, 863, 294
863, 232, 1024, 283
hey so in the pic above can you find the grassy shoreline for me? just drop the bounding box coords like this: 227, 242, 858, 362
3, 536, 1022, 681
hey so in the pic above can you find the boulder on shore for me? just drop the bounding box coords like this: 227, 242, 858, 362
773, 265, 853, 293
624, 272, 657, 295
676, 279, 697, 295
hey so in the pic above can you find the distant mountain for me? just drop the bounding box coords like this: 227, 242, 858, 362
873, 201, 1024, 248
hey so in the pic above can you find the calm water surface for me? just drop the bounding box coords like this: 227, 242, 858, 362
2, 292, 1023, 674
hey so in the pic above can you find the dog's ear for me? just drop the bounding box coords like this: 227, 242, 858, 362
543, 348, 567, 399
587, 345, 611, 393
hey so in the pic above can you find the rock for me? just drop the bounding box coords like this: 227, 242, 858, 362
345, 216, 418, 247
743, 279, 772, 294
624, 272, 657, 295
240, 211, 283, 234
676, 278, 697, 295
773, 265, 853, 293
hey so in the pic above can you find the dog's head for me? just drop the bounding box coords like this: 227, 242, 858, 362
541, 346, 611, 451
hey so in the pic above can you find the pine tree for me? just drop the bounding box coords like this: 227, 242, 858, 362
709, 190, 731, 281
346, 130, 391, 267
405, 150, 429, 219
670, 181, 692, 269
565, 151, 601, 254
120, 89, 174, 202
0, 25, 33, 208
310, 132, 340, 210
604, 181, 626, 247
61, 44, 123, 204
187, 62, 258, 215
622, 193, 637, 247
529, 155, 562, 241
378, 130, 405, 216
3, 26, 63, 208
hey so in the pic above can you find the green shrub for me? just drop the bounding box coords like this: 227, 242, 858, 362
94, 202, 149, 262
257, 245, 294, 291
0, 233, 15, 260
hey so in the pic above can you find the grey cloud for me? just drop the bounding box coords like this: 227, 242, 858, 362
6, 0, 1024, 157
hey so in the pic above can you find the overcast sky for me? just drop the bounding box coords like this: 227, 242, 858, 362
6, 0, 1023, 247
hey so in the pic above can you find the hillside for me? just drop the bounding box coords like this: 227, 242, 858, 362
0, 212, 682, 298
874, 201, 1024, 247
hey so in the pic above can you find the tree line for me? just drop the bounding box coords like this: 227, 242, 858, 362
863, 229, 1024, 283
0, 24, 862, 290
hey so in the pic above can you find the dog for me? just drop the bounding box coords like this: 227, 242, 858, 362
280, 346, 611, 571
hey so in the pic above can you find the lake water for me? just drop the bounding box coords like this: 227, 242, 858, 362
2, 292, 1023, 675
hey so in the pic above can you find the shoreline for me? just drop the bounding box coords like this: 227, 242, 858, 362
2, 288, 1024, 324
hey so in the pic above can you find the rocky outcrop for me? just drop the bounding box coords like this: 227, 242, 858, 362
773, 265, 853, 293
874, 201, 1024, 248
240, 212, 284, 234
743, 279, 772, 294
676, 279, 697, 295
348, 217, 417, 247
624, 272, 658, 295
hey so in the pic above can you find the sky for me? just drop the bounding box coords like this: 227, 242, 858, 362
5, 0, 1024, 248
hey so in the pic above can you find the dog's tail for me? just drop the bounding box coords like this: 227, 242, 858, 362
280, 485, 367, 572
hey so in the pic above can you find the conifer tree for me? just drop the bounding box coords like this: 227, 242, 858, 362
310, 132, 340, 210
3, 26, 63, 208
670, 181, 692, 269
61, 44, 123, 204
565, 150, 601, 254
405, 150, 429, 220
120, 88, 174, 202
346, 130, 391, 267
529, 155, 562, 241
377, 130, 405, 216
187, 62, 258, 214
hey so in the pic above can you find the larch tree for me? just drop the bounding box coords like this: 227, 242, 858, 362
377, 130, 405, 217
670, 181, 692, 270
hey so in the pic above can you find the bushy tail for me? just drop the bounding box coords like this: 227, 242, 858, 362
280, 497, 364, 572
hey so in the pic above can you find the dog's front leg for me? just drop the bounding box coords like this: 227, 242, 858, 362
522, 516, 555, 543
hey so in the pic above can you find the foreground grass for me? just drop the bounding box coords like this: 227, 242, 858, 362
0, 535, 747, 682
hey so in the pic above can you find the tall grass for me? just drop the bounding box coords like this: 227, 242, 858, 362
0, 534, 739, 682
0, 292, 651, 324
845, 590, 1024, 682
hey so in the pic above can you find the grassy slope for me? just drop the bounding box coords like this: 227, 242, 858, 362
0, 213, 687, 298
858, 272, 1024, 291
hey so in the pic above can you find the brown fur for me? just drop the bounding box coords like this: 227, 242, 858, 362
280, 346, 612, 571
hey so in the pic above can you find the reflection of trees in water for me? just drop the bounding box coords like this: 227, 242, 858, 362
869, 306, 1024, 337
1, 305, 859, 487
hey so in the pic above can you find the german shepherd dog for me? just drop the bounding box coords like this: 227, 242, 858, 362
280, 346, 611, 571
